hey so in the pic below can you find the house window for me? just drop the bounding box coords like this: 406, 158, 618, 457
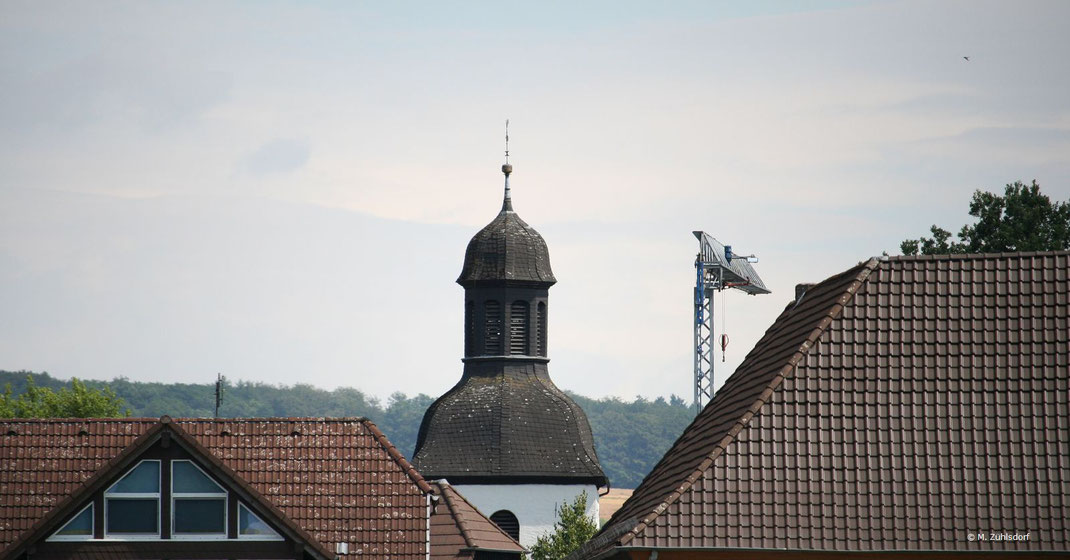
238, 503, 282, 539
536, 302, 547, 356
484, 300, 503, 355
105, 460, 161, 537
509, 301, 529, 355
48, 504, 93, 541
171, 460, 227, 537
489, 510, 520, 542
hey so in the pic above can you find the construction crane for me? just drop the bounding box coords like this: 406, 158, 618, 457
693, 232, 770, 412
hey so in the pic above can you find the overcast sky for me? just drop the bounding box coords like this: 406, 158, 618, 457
2, 1, 1069, 403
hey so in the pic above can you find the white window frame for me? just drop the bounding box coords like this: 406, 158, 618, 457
47, 503, 95, 542
170, 460, 228, 540
236, 502, 284, 541
103, 459, 161, 540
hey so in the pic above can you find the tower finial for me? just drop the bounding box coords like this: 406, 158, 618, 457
501, 119, 513, 212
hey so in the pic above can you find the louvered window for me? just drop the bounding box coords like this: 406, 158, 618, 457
490, 510, 520, 541
465, 301, 475, 357
484, 301, 503, 355
536, 302, 547, 356
509, 301, 529, 355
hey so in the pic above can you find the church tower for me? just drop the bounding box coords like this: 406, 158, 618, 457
412, 160, 607, 548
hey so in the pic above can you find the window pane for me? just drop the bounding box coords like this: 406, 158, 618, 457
173, 461, 224, 494
107, 499, 158, 534
110, 461, 160, 494
174, 498, 225, 534
239, 503, 279, 537
55, 505, 93, 536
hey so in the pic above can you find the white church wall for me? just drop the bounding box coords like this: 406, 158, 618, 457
452, 483, 600, 549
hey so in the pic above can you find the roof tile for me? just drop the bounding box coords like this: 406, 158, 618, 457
580, 251, 1070, 556
0, 418, 429, 559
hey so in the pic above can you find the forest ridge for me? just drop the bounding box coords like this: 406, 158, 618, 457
0, 370, 693, 489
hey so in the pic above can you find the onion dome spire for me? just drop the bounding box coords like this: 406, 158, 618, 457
412, 125, 605, 486
502, 163, 513, 212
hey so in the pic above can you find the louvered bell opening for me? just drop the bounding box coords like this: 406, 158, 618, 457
536, 301, 547, 356
490, 510, 520, 542
484, 300, 503, 355
509, 301, 529, 355
465, 300, 475, 357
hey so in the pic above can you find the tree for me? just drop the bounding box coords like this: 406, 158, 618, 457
529, 491, 598, 560
901, 180, 1070, 255
0, 376, 129, 418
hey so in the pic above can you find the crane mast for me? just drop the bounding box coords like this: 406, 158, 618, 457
692, 232, 770, 412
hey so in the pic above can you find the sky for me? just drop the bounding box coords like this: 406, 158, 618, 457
2, 1, 1069, 403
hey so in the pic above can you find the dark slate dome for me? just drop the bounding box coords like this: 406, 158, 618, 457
413, 162, 606, 487
412, 362, 607, 485
457, 208, 556, 286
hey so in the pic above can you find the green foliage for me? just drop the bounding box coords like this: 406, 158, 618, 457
0, 374, 129, 418
529, 491, 598, 560
0, 371, 693, 489
901, 180, 1070, 255
569, 392, 693, 489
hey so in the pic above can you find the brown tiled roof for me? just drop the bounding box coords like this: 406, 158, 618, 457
580, 251, 1070, 557
430, 481, 524, 558
0, 417, 433, 559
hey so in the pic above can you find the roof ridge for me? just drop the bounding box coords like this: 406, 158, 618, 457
0, 417, 375, 423
885, 249, 1070, 261
2, 419, 337, 560
435, 481, 526, 551
438, 482, 475, 549
617, 258, 882, 547
0, 417, 157, 423
598, 260, 877, 533
176, 417, 372, 422
162, 422, 336, 560
363, 418, 433, 493
0, 421, 166, 560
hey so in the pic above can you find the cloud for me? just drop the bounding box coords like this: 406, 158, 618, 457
244, 139, 311, 177
2, 0, 1069, 401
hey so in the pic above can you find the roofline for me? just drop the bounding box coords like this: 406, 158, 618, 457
434, 481, 526, 553
0, 417, 342, 560
883, 249, 1070, 262
439, 482, 476, 550
616, 258, 882, 548
604, 546, 1070, 558
161, 418, 337, 560
424, 474, 607, 486
1, 420, 167, 560
0, 416, 371, 423
362, 418, 433, 494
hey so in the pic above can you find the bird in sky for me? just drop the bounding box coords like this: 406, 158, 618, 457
963, 56, 971, 61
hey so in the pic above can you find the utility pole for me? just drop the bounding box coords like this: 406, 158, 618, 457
214, 373, 225, 418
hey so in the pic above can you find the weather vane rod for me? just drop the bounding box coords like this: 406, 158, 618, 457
501, 119, 513, 211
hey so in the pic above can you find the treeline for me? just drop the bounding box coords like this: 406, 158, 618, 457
0, 370, 693, 489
